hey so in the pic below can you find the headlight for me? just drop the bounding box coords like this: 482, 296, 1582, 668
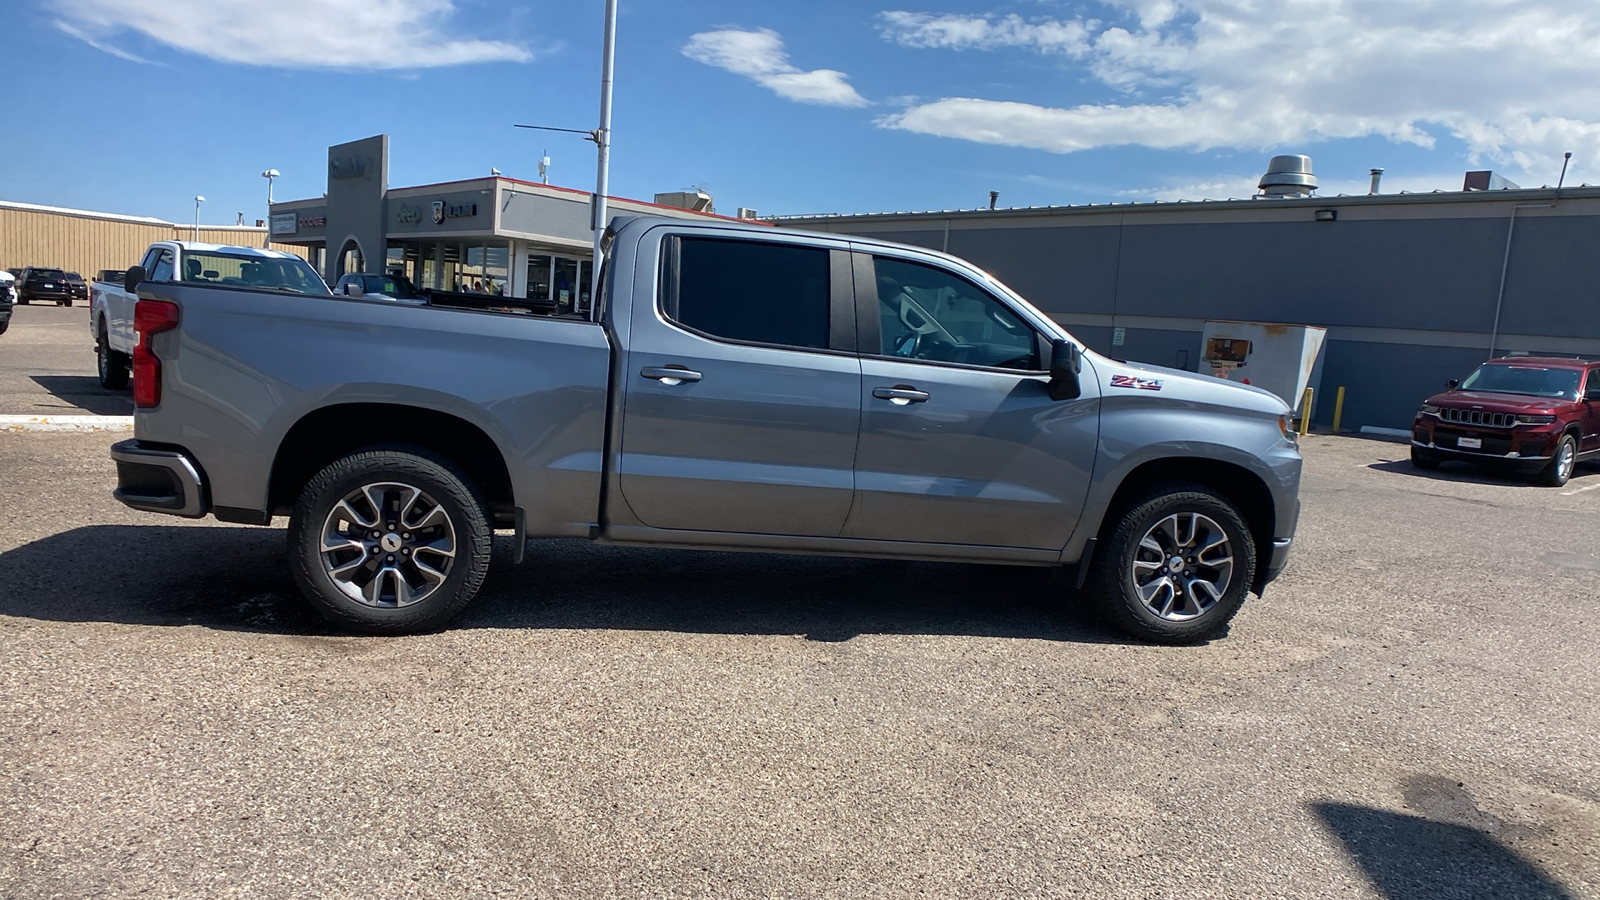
1516, 414, 1557, 425
1278, 414, 1297, 443
1419, 404, 1440, 416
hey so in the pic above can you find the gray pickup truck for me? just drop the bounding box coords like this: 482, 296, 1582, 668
110, 215, 1301, 643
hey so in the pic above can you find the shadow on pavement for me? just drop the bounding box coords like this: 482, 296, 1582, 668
1313, 801, 1576, 900
29, 375, 135, 416
0, 525, 1125, 644
1364, 458, 1548, 487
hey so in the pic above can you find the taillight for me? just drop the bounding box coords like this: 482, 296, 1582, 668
132, 299, 180, 408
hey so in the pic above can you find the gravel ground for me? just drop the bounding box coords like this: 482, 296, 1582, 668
1, 427, 1597, 899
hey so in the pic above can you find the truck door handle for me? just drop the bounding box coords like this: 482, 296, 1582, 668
641, 365, 702, 385
872, 385, 930, 405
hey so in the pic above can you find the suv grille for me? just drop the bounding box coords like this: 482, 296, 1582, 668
1439, 408, 1516, 428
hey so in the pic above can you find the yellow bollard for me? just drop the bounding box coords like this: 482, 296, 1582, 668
1332, 386, 1346, 434
1300, 387, 1313, 436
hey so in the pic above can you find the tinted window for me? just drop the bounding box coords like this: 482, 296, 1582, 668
873, 256, 1039, 370
1459, 364, 1581, 400
148, 251, 174, 283
665, 237, 829, 350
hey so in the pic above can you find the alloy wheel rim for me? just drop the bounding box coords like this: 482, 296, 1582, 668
1130, 512, 1234, 621
318, 482, 457, 608
1560, 441, 1576, 480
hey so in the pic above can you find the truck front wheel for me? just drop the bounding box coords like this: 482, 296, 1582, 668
288, 447, 491, 634
1089, 482, 1256, 644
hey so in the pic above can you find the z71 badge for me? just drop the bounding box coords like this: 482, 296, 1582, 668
1110, 374, 1163, 391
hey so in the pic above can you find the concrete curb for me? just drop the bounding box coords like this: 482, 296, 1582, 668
0, 415, 134, 433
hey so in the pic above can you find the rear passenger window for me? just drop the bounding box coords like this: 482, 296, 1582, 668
148, 251, 175, 283
663, 237, 829, 350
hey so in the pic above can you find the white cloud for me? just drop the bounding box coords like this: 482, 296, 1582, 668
879, 11, 1092, 55
50, 0, 531, 70
877, 1, 1600, 184
683, 28, 869, 108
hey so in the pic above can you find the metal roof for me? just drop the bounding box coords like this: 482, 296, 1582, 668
768, 184, 1600, 223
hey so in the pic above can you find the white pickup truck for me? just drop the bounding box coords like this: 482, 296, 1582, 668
90, 242, 328, 388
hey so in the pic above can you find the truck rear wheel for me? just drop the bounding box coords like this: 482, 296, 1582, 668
288, 447, 491, 634
96, 323, 130, 389
1089, 481, 1256, 644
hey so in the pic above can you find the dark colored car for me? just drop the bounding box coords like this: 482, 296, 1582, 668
333, 271, 427, 303
0, 274, 12, 335
64, 272, 88, 303
1411, 357, 1600, 486
17, 267, 73, 306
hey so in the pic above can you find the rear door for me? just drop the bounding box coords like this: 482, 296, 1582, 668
616, 230, 861, 537
842, 250, 1099, 550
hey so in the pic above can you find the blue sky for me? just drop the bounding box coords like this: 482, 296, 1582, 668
3, 0, 1596, 226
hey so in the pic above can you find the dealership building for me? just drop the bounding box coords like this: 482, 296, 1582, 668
777, 165, 1600, 431
267, 135, 737, 311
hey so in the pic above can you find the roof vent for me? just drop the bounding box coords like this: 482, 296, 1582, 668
1463, 171, 1520, 191
654, 190, 714, 213
1257, 154, 1318, 198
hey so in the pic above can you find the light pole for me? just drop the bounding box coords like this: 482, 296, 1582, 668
193, 195, 205, 242
262, 169, 279, 248
589, 0, 617, 310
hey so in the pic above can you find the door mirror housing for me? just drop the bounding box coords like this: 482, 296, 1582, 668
1446, 378, 1460, 390
122, 265, 145, 294
1586, 386, 1600, 403
1049, 339, 1082, 401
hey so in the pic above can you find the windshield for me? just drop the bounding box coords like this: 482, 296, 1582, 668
1459, 364, 1582, 400
180, 251, 330, 295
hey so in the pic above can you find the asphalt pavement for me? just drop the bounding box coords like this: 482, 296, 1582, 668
0, 303, 133, 417
0, 309, 1597, 898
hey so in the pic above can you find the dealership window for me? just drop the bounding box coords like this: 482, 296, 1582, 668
525, 252, 593, 312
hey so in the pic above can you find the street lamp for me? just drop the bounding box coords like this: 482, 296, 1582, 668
193, 195, 205, 241
262, 169, 279, 248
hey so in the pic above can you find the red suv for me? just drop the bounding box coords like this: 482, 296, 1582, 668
1411, 357, 1599, 486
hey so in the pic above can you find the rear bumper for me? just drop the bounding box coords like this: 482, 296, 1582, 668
110, 439, 208, 518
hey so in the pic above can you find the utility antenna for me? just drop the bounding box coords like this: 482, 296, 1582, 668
538, 150, 550, 184
1556, 151, 1572, 194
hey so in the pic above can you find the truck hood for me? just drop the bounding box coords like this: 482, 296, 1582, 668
1098, 355, 1292, 415
1425, 390, 1569, 413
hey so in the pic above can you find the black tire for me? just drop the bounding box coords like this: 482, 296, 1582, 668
1540, 434, 1578, 487
0, 320, 8, 336
96, 323, 130, 390
288, 447, 491, 634
1089, 481, 1257, 644
1410, 447, 1441, 470
16, 296, 27, 305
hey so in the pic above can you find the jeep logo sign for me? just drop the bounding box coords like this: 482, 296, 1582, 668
432, 201, 478, 224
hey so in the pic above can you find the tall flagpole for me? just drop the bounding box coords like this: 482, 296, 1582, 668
588, 0, 617, 312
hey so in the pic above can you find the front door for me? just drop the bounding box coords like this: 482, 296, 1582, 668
842, 252, 1099, 550
1583, 368, 1600, 453
617, 232, 861, 537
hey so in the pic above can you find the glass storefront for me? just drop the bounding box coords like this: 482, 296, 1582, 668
388, 240, 510, 295
527, 252, 592, 312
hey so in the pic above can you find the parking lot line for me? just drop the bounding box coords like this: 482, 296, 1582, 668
0, 414, 133, 432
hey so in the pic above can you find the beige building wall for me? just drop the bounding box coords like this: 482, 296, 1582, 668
0, 203, 307, 280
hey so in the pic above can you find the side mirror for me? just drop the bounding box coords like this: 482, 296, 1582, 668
123, 265, 146, 294
1049, 339, 1082, 401
1587, 386, 1600, 403
343, 283, 359, 295
1446, 378, 1460, 390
